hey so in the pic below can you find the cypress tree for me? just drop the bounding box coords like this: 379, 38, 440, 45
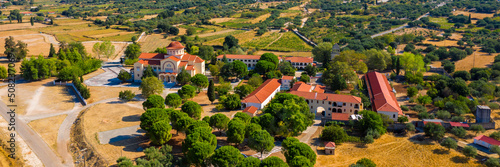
222, 54, 229, 64
30, 17, 34, 26
396, 56, 401, 75
208, 79, 215, 104
49, 43, 56, 57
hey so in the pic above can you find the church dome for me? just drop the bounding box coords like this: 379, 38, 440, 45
166, 41, 185, 50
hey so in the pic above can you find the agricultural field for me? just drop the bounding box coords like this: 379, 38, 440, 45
198, 29, 246, 42
429, 17, 455, 30
241, 32, 281, 49
34, 21, 137, 43
203, 30, 260, 46
0, 29, 58, 56
217, 18, 253, 29
265, 31, 313, 52
137, 34, 173, 53
315, 134, 482, 167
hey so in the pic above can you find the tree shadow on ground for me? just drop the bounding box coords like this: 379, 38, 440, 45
408, 134, 435, 145
109, 135, 149, 152
122, 114, 141, 122
432, 148, 450, 155
355, 143, 368, 148
451, 156, 470, 163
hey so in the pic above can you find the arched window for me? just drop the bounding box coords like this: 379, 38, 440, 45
333, 102, 337, 106
337, 109, 342, 113
355, 104, 359, 108
306, 100, 309, 104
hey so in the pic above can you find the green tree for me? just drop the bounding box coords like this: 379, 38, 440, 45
259, 53, 279, 68
312, 42, 332, 66
407, 87, 418, 98
356, 110, 387, 135
462, 146, 477, 159
178, 85, 196, 100
417, 95, 432, 106
248, 74, 263, 87
125, 43, 141, 59
208, 80, 216, 103
289, 156, 312, 167
305, 64, 317, 77
399, 52, 425, 76
176, 68, 191, 85
248, 130, 275, 158
470, 124, 485, 135
406, 123, 416, 132
451, 127, 466, 138
209, 113, 230, 135
354, 158, 376, 167
320, 125, 347, 144
237, 157, 260, 167
255, 60, 276, 75
260, 156, 287, 167
140, 108, 170, 132
187, 142, 214, 166
284, 142, 316, 166
149, 120, 172, 145
423, 123, 445, 140
490, 132, 500, 140
485, 158, 500, 167
139, 77, 164, 98
30, 17, 34, 26
92, 41, 115, 60
142, 95, 165, 110
245, 123, 262, 138
142, 66, 157, 79
175, 116, 194, 135
234, 84, 255, 98
440, 137, 457, 151
182, 101, 202, 120
490, 145, 500, 157
211, 146, 244, 167
48, 43, 56, 57
117, 70, 131, 83
199, 45, 214, 60
165, 93, 182, 108
223, 35, 239, 50
278, 61, 296, 76
299, 74, 310, 83
119, 90, 135, 101
234, 112, 251, 124
364, 49, 391, 71
233, 60, 248, 79
220, 94, 241, 110
334, 50, 367, 74
227, 119, 246, 145
397, 116, 408, 123
191, 74, 209, 92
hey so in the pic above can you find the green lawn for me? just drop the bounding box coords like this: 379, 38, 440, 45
429, 17, 454, 29
265, 32, 313, 52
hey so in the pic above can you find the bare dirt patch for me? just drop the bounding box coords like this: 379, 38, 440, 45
87, 86, 140, 104
452, 10, 495, 20
37, 86, 75, 113
82, 102, 146, 163
315, 134, 481, 167
0, 30, 59, 56
28, 114, 67, 157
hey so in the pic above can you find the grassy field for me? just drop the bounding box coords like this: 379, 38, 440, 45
138, 34, 173, 53
217, 18, 253, 28
315, 134, 482, 167
29, 114, 67, 157
203, 30, 260, 46
35, 22, 135, 42
198, 30, 246, 42
265, 31, 313, 52
242, 32, 281, 48
429, 17, 455, 29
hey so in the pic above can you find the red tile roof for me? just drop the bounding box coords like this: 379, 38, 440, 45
167, 56, 180, 62
289, 91, 362, 104
179, 62, 188, 67
243, 106, 258, 114
137, 59, 160, 65
185, 65, 194, 71
282, 76, 294, 80
474, 135, 500, 146
242, 79, 281, 104
325, 142, 336, 148
331, 113, 350, 121
365, 72, 403, 115
159, 72, 177, 75
423, 121, 441, 126
290, 82, 312, 92
449, 122, 470, 128
195, 57, 205, 63
312, 85, 325, 93
217, 54, 262, 60
138, 53, 165, 59
166, 41, 185, 50
285, 57, 313, 63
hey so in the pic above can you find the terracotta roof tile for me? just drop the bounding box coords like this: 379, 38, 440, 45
243, 106, 258, 114
179, 62, 188, 67
449, 122, 470, 128
290, 82, 312, 92
365, 72, 403, 115
285, 57, 313, 63
166, 41, 185, 50
312, 85, 325, 93
331, 113, 350, 121
186, 65, 194, 71
325, 142, 336, 148
137, 59, 160, 65
217, 54, 261, 60
282, 76, 294, 80
474, 135, 500, 146
242, 79, 281, 103
289, 91, 362, 104
167, 56, 180, 62
195, 57, 205, 63
139, 53, 164, 59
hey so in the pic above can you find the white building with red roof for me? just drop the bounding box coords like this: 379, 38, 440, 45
133, 41, 205, 82
241, 79, 281, 109
242, 106, 258, 117
280, 75, 295, 90
474, 135, 500, 149
284, 56, 314, 70
365, 71, 404, 121
216, 54, 315, 70
289, 91, 363, 117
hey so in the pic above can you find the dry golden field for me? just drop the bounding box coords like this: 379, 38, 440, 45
28, 114, 67, 157
454, 50, 497, 72
315, 135, 482, 167
138, 34, 173, 53
255, 50, 313, 57
0, 23, 49, 31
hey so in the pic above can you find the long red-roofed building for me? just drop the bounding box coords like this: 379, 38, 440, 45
133, 41, 205, 82
365, 71, 403, 121
216, 54, 315, 70
241, 79, 281, 109
474, 135, 500, 149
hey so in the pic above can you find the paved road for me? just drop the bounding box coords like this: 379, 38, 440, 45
0, 100, 65, 167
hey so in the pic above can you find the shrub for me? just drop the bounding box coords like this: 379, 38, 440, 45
124, 58, 138, 65
119, 90, 135, 101
451, 116, 465, 122
451, 127, 467, 138
320, 125, 347, 144
412, 104, 427, 113
401, 105, 409, 111
435, 110, 451, 120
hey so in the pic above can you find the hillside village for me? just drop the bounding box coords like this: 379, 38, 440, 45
0, 0, 500, 167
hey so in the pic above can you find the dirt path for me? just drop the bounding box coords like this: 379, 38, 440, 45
266, 33, 284, 47
196, 29, 236, 38
25, 86, 46, 116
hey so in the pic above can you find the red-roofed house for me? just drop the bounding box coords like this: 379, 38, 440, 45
312, 85, 325, 93
365, 72, 404, 121
449, 122, 470, 128
331, 113, 350, 122
325, 142, 336, 155
474, 135, 500, 149
241, 79, 281, 109
289, 91, 363, 117
284, 57, 314, 69
280, 75, 295, 90
133, 42, 205, 82
290, 81, 312, 92
243, 106, 259, 117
